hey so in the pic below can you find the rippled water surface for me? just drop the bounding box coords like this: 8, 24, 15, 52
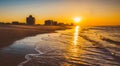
2, 26, 120, 66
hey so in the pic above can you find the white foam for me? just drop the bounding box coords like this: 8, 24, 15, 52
18, 32, 64, 66
17, 27, 120, 66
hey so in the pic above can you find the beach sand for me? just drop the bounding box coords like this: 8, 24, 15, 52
0, 24, 72, 48
0, 24, 72, 66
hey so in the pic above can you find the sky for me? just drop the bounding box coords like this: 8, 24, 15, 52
0, 0, 120, 26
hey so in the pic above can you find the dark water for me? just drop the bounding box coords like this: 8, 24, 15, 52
1, 26, 120, 66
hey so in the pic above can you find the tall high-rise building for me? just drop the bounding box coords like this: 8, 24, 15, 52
26, 15, 35, 25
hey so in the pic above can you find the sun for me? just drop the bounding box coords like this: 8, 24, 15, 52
74, 17, 82, 23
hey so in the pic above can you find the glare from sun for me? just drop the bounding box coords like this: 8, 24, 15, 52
74, 17, 81, 23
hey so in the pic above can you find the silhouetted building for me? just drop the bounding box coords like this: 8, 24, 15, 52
44, 20, 53, 25
0, 22, 5, 24
53, 21, 57, 25
12, 21, 26, 25
19, 23, 26, 25
70, 23, 74, 26
26, 15, 35, 25
5, 22, 11, 25
58, 23, 64, 26
12, 21, 19, 25
44, 20, 58, 26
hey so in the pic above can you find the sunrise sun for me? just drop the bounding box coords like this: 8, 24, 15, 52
74, 17, 82, 23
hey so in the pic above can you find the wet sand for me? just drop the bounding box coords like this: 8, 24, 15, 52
0, 24, 72, 48
0, 24, 72, 66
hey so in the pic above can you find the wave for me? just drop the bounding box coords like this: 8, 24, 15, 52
17, 26, 120, 66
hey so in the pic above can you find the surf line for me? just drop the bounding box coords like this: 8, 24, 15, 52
18, 34, 49, 66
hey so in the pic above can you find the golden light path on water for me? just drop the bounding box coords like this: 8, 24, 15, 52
74, 26, 80, 45
66, 26, 83, 60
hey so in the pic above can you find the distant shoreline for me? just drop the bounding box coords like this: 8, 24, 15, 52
0, 24, 73, 48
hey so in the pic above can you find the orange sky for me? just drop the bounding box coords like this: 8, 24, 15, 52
0, 0, 120, 26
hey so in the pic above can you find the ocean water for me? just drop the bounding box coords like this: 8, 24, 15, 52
2, 26, 120, 66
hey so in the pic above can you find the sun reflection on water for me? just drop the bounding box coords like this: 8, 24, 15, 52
64, 26, 81, 58
74, 26, 80, 45
64, 26, 85, 65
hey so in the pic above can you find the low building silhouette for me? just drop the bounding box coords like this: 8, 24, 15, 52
0, 22, 5, 24
70, 23, 74, 26
44, 20, 53, 25
44, 20, 58, 26
26, 15, 35, 25
53, 21, 57, 25
12, 21, 26, 25
12, 21, 19, 25
58, 23, 64, 26
44, 20, 71, 26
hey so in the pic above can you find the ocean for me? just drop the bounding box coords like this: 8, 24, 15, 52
2, 26, 120, 66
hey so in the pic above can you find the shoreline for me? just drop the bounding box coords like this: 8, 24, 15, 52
0, 24, 73, 66
0, 24, 73, 48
